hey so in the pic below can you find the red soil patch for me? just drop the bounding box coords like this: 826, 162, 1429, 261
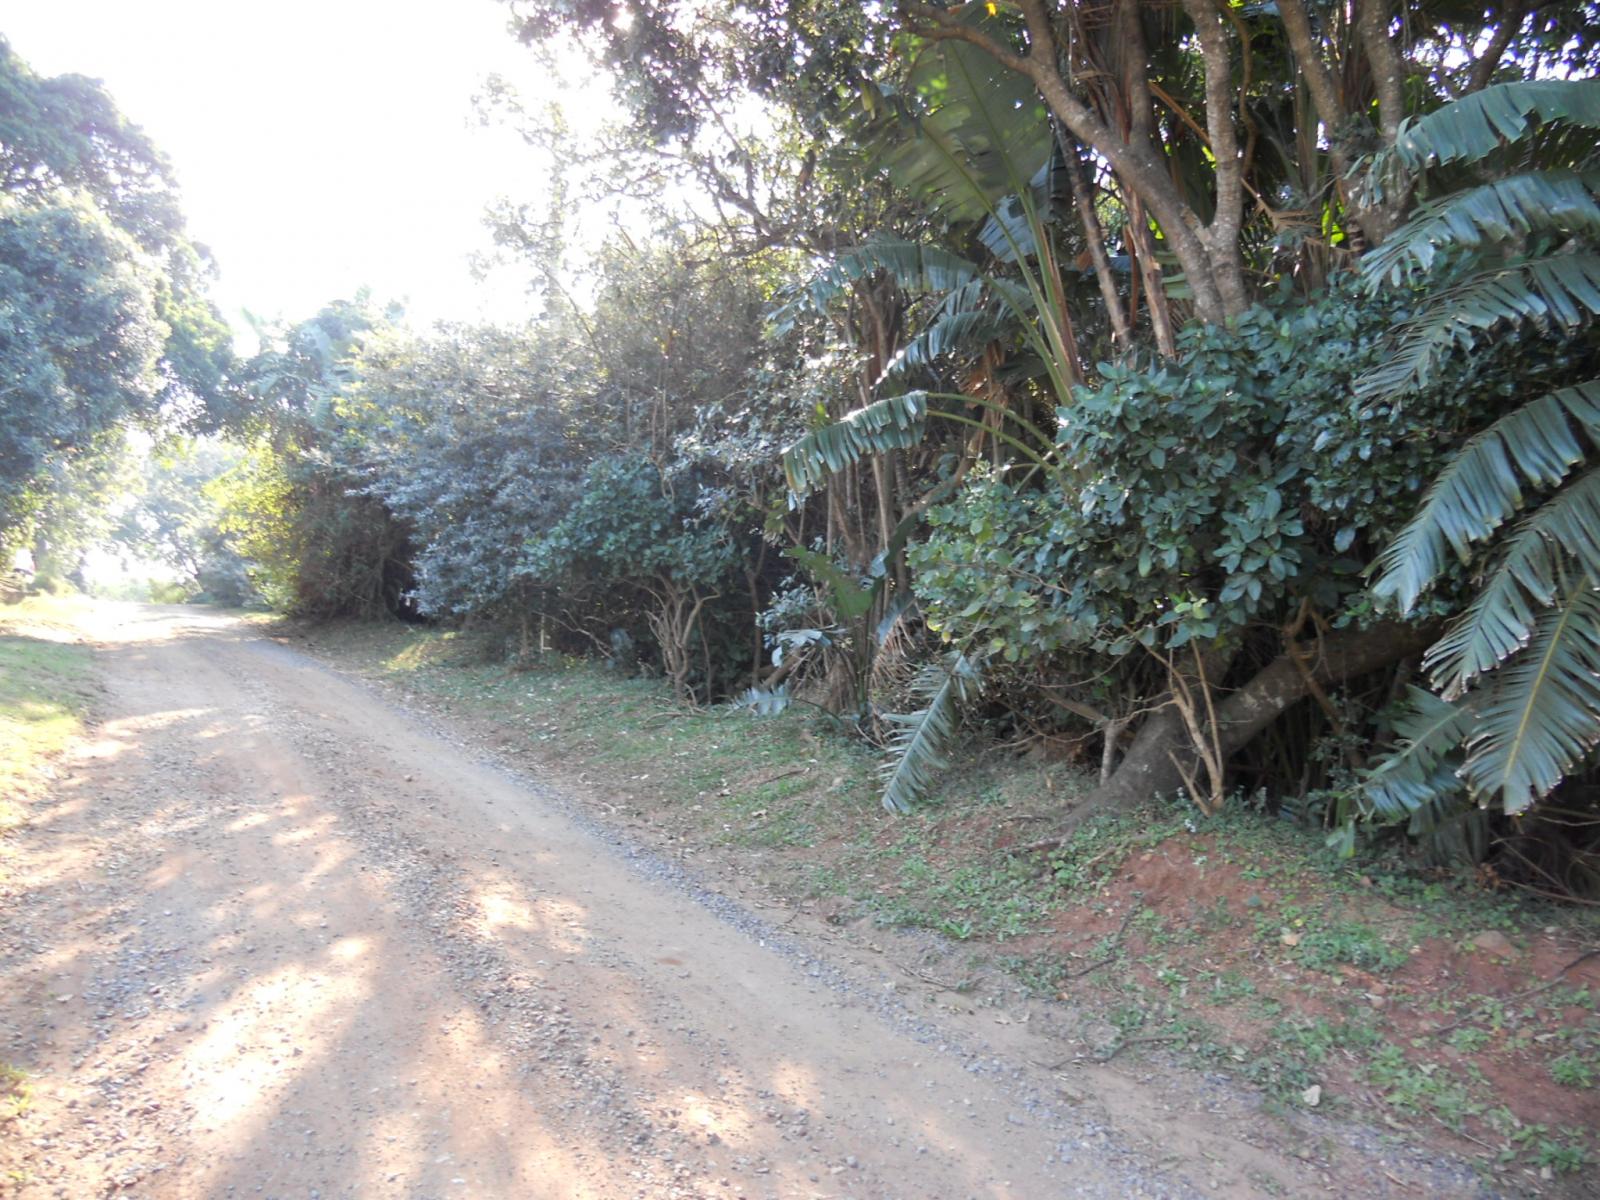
1021, 832, 1600, 1154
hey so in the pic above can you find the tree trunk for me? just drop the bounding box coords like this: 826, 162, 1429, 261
904, 0, 1237, 324
1061, 621, 1439, 830
1062, 139, 1133, 350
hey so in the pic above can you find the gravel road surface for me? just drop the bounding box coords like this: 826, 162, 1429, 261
0, 606, 1478, 1198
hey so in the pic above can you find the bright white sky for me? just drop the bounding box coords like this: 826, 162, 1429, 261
6, 0, 611, 336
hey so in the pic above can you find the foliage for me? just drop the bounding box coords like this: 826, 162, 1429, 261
210, 298, 415, 618
0, 36, 184, 249
1362, 78, 1600, 834
15, 0, 1599, 901
519, 456, 738, 596
0, 196, 163, 555
26, 429, 140, 587
0, 38, 232, 561
344, 321, 596, 620
908, 280, 1493, 660
878, 651, 983, 813
116, 438, 257, 604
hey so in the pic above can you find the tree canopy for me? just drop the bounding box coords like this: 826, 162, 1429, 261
0, 37, 232, 565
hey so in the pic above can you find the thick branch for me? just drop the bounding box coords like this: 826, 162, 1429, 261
1066, 620, 1438, 823
1462, 1, 1530, 95
1355, 0, 1406, 146
901, 0, 1230, 325
1180, 0, 1250, 317
1214, 621, 1439, 756
1276, 0, 1405, 244
1061, 138, 1133, 349
1115, 0, 1160, 154
1275, 0, 1348, 154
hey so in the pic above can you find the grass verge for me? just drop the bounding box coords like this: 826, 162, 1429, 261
0, 596, 97, 836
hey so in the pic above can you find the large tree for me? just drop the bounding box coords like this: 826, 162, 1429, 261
0, 37, 233, 559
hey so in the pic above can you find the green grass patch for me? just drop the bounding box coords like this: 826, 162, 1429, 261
0, 599, 96, 833
865, 840, 1055, 940
0, 1060, 30, 1122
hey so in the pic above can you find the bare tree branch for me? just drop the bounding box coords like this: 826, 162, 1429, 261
1462, 0, 1530, 95
1276, 0, 1348, 151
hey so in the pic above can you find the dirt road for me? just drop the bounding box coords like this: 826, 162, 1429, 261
0, 606, 1467, 1199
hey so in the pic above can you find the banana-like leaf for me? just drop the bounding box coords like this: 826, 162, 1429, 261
1361, 686, 1474, 821
793, 241, 988, 318
1371, 381, 1600, 611
781, 392, 929, 496
1425, 463, 1600, 696
875, 591, 918, 646
1462, 577, 1600, 813
880, 306, 1014, 381
737, 684, 793, 717
785, 546, 877, 621
878, 652, 983, 813
1355, 252, 1600, 400
1363, 170, 1600, 284
979, 152, 1070, 264
1388, 78, 1600, 173
872, 35, 1053, 227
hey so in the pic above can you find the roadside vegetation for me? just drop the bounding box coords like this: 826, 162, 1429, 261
6, 3, 1600, 1190
0, 597, 96, 836
0, 595, 97, 1165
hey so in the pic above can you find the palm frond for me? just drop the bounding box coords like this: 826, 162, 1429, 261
786, 545, 877, 621
1463, 577, 1600, 813
781, 392, 929, 496
772, 242, 988, 333
824, 241, 986, 307
878, 651, 983, 813
1361, 686, 1474, 821
1363, 170, 1600, 283
737, 684, 793, 717
1371, 381, 1600, 611
1425, 464, 1600, 697
1388, 79, 1600, 173
1355, 252, 1600, 400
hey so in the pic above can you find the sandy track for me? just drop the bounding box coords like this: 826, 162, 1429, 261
0, 606, 1461, 1199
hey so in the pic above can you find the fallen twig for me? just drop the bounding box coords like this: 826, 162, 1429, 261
895, 959, 978, 994
1096, 1033, 1182, 1062
1063, 905, 1142, 980
642, 709, 694, 726
748, 768, 808, 788
1425, 947, 1600, 1037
